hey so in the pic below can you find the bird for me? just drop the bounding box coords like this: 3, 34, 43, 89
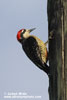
17, 28, 49, 75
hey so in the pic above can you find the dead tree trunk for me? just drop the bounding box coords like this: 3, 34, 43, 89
47, 0, 67, 100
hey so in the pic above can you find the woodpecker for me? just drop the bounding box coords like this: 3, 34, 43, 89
17, 28, 49, 75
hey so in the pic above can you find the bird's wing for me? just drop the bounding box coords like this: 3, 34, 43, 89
22, 36, 45, 69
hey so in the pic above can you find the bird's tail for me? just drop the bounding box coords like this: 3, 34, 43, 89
42, 63, 50, 75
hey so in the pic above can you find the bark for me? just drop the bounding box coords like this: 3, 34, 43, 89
47, 0, 67, 100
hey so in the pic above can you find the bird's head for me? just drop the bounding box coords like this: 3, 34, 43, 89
17, 28, 36, 43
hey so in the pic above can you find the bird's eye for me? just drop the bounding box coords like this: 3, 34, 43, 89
22, 29, 26, 34
20, 29, 26, 37
22, 30, 24, 32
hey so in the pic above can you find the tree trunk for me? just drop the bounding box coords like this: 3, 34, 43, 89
47, 0, 67, 100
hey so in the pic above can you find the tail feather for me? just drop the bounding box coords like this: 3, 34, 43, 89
42, 63, 49, 75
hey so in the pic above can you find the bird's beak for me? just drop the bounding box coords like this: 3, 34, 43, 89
29, 28, 36, 33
